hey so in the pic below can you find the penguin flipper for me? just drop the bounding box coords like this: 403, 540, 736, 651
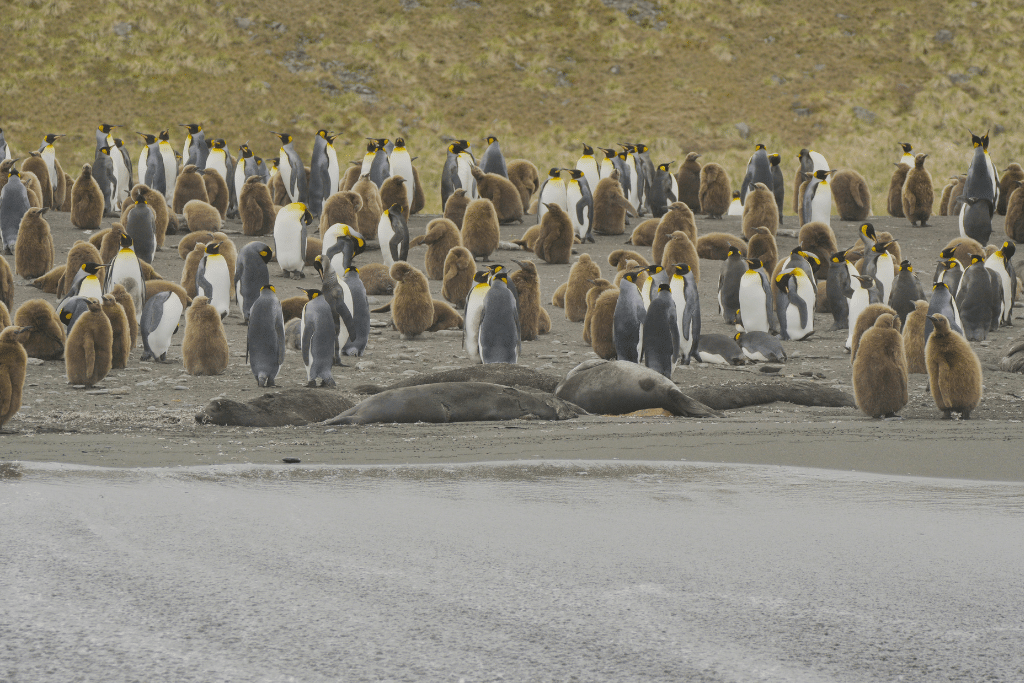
300, 318, 313, 366
196, 259, 212, 298
794, 292, 809, 330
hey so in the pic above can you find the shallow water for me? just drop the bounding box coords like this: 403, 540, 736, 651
2, 461, 1022, 682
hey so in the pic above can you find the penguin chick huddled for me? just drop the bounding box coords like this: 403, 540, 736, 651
461, 198, 500, 261
698, 163, 731, 218
533, 203, 574, 265
741, 182, 778, 239
0, 325, 31, 429
183, 296, 229, 376
64, 298, 112, 386
830, 169, 871, 221
853, 313, 908, 419
925, 313, 983, 419
390, 261, 434, 339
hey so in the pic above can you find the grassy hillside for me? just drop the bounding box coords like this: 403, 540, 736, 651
4, 0, 1022, 214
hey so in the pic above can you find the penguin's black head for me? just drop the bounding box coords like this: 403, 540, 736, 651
635, 144, 649, 153
43, 134, 64, 143
581, 143, 594, 156
205, 241, 222, 255
395, 137, 406, 147
135, 196, 147, 206
99, 146, 111, 156
769, 153, 780, 165
598, 148, 615, 158
547, 168, 561, 178
797, 149, 808, 160
486, 136, 497, 145
970, 254, 984, 266
473, 271, 490, 284
312, 256, 325, 277
8, 169, 20, 179
137, 132, 157, 144
939, 247, 957, 259
259, 246, 273, 263
370, 141, 381, 154
182, 123, 202, 134
872, 241, 894, 254
158, 130, 170, 141
727, 246, 742, 258
932, 282, 949, 292
899, 142, 912, 154
212, 139, 226, 149
618, 143, 635, 152
657, 283, 671, 293
745, 259, 763, 270
300, 288, 321, 300
567, 169, 584, 180
624, 271, 639, 283
814, 169, 830, 180
731, 190, 740, 199
326, 133, 338, 144
317, 129, 329, 139
1002, 241, 1016, 258
261, 284, 276, 294
298, 204, 313, 225
658, 162, 674, 172
99, 124, 116, 133
119, 233, 134, 249
268, 157, 279, 168
645, 264, 663, 274
492, 272, 509, 286
487, 264, 505, 274
854, 275, 874, 288
83, 262, 105, 275
970, 130, 983, 148
273, 132, 292, 144
113, 138, 124, 147
860, 223, 877, 241
673, 264, 691, 276
775, 271, 791, 292
344, 266, 359, 276
899, 260, 912, 271
754, 143, 766, 151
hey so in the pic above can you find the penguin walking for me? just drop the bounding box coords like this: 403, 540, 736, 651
984, 241, 1016, 326
196, 242, 232, 320
246, 285, 285, 387
157, 130, 177, 206
300, 288, 337, 388
925, 282, 963, 340
123, 196, 156, 264
377, 204, 410, 270
139, 290, 183, 362
738, 259, 775, 334
0, 169, 31, 254
845, 275, 877, 351
180, 123, 208, 168
576, 144, 600, 191
235, 241, 273, 323
274, 202, 313, 279
802, 169, 833, 226
641, 284, 679, 379
565, 169, 594, 243
308, 129, 332, 218
477, 272, 521, 364
274, 132, 308, 203
955, 255, 995, 341
826, 251, 854, 330
718, 246, 746, 324
740, 144, 772, 205
613, 271, 646, 363
463, 271, 491, 363
389, 137, 416, 210
775, 267, 815, 341
537, 168, 567, 224
104, 234, 145, 321
669, 264, 700, 364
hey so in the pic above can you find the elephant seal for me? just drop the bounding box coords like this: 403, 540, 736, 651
196, 389, 354, 427
351, 363, 560, 395
325, 382, 584, 425
554, 359, 721, 418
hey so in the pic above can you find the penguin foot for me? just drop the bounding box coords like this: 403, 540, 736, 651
306, 380, 318, 388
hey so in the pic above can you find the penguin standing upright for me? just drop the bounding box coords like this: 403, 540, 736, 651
537, 168, 567, 225
576, 144, 600, 191
339, 265, 370, 356
718, 246, 747, 324
377, 204, 410, 270
137, 132, 163, 194
669, 264, 700, 364
740, 144, 772, 205
64, 262, 106, 301
104, 233, 145, 321
860, 241, 896, 302
641, 284, 679, 379
441, 142, 462, 210
454, 143, 477, 200
768, 153, 785, 223
565, 169, 594, 243
362, 139, 379, 177
955, 254, 995, 341
802, 169, 833, 226
648, 162, 678, 218
139, 290, 183, 362
389, 137, 415, 210
845, 275, 877, 351
477, 272, 521, 364
96, 125, 123, 206
984, 241, 1016, 326
180, 124, 208, 168
157, 130, 177, 206
308, 129, 331, 218
274, 132, 308, 203
898, 142, 914, 167
299, 288, 337, 387
246, 285, 285, 387
961, 130, 998, 221
123, 196, 156, 264
234, 241, 273, 323
0, 170, 31, 254
618, 147, 641, 216
775, 267, 815, 341
598, 147, 617, 179
463, 271, 491, 363
613, 271, 646, 363
112, 139, 134, 204
826, 251, 854, 330
793, 149, 814, 214
926, 281, 963, 340
205, 139, 229, 185
234, 143, 258, 204
960, 197, 993, 245
37, 133, 64, 195
887, 260, 927, 323
479, 136, 508, 178
92, 146, 117, 216
273, 202, 312, 279
0, 129, 11, 161
739, 259, 774, 334
902, 153, 934, 227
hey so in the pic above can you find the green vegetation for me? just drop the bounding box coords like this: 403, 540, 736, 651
3, 0, 1020, 214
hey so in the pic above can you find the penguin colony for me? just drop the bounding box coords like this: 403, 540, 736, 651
0, 128, 1018, 430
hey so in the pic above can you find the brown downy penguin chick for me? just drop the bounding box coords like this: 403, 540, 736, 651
938, 179, 956, 216
741, 182, 779, 238
59, 172, 74, 211
998, 163, 1024, 215
352, 174, 383, 239
589, 289, 620, 360
269, 168, 288, 205
100, 293, 131, 369
593, 170, 636, 235
426, 300, 464, 332
183, 296, 229, 376
441, 247, 476, 308
564, 253, 601, 322
661, 231, 701, 282
471, 165, 524, 224
70, 164, 105, 230
110, 283, 138, 350
943, 236, 985, 266
613, 260, 644, 286
340, 163, 361, 192
181, 243, 208, 298
628, 218, 660, 247
461, 198, 500, 261
0, 325, 31, 430
537, 307, 551, 335
552, 283, 567, 308
88, 228, 110, 251
853, 313, 908, 419
746, 226, 778, 276
675, 152, 702, 213
902, 300, 930, 374
608, 249, 650, 270
239, 175, 276, 236
99, 226, 124, 264
850, 303, 900, 363
143, 280, 192, 309
280, 295, 307, 322
511, 224, 541, 251
0, 257, 12, 309
172, 164, 209, 213
946, 175, 967, 215
926, 313, 983, 419
1004, 181, 1024, 242
506, 159, 540, 212
887, 163, 910, 217
798, 221, 838, 279
379, 175, 410, 220
443, 188, 470, 229
57, 241, 104, 298
21, 155, 52, 209
318, 191, 363, 237
22, 171, 44, 209
409, 218, 461, 280
202, 167, 229, 219
131, 184, 170, 249
15, 207, 54, 279
581, 278, 614, 344
182, 199, 222, 232
358, 262, 396, 296
902, 153, 933, 226
64, 298, 111, 386
698, 163, 731, 218
796, 175, 811, 225
15, 299, 65, 360
697, 232, 748, 261
510, 259, 542, 341
651, 203, 697, 264
830, 169, 872, 221
410, 165, 426, 215
533, 203, 574, 264
389, 261, 434, 339
140, 260, 164, 282
52, 160, 67, 210
178, 230, 227, 259
0, 301, 10, 328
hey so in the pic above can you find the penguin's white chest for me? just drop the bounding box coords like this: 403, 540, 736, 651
273, 214, 305, 271
207, 150, 228, 180
149, 295, 183, 356
464, 287, 489, 363
739, 272, 769, 332
80, 277, 103, 300
845, 289, 870, 348
390, 150, 415, 208
377, 214, 396, 269
204, 255, 231, 317
576, 158, 599, 191
810, 183, 832, 224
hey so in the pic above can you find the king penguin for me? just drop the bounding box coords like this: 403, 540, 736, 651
123, 195, 156, 264
37, 133, 64, 197
273, 132, 308, 204
378, 204, 410, 270
246, 285, 285, 387
641, 283, 679, 379
740, 144, 772, 205
826, 250, 854, 330
738, 259, 774, 334
775, 267, 815, 341
576, 145, 601, 191
299, 288, 337, 388
308, 129, 332, 218
104, 233, 145, 321
477, 271, 521, 364
613, 270, 646, 363
157, 130, 177, 206
389, 137, 416, 210
926, 281, 963, 340
65, 263, 106, 301
803, 169, 833, 226
234, 241, 273, 323
463, 271, 491, 363
537, 168, 567, 224
648, 162, 678, 218
769, 153, 785, 223
565, 169, 594, 243
898, 141, 914, 167
0, 169, 31, 254
139, 290, 183, 362
845, 275, 877, 351
984, 241, 1016, 326
274, 202, 313, 279
718, 246, 747, 324
669, 263, 700, 364
180, 123, 208, 168
479, 136, 508, 178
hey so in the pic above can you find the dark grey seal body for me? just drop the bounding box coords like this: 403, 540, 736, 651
554, 359, 720, 417
196, 389, 354, 427
351, 363, 560, 395
326, 382, 583, 425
